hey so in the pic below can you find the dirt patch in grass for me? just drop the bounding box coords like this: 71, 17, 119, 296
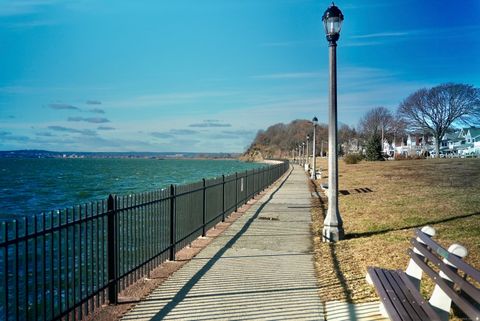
311, 158, 480, 318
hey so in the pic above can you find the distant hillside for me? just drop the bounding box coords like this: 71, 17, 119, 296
241, 120, 329, 161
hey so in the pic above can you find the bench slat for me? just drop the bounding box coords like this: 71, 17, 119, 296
409, 249, 480, 321
398, 270, 442, 321
411, 239, 480, 304
389, 269, 435, 321
368, 267, 434, 321
377, 268, 416, 321
368, 267, 405, 321
415, 229, 480, 283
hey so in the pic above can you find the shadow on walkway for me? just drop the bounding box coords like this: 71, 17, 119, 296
148, 166, 294, 320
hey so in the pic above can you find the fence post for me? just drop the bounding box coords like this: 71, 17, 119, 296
107, 194, 118, 305
222, 174, 225, 222
169, 185, 176, 261
202, 178, 207, 237
245, 170, 248, 204
253, 168, 256, 196
235, 172, 238, 212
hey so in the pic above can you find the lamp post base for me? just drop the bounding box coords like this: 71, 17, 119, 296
322, 225, 344, 242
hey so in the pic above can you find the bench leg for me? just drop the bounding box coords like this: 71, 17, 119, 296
429, 243, 468, 321
406, 226, 436, 290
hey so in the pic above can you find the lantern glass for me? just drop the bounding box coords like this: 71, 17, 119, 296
324, 16, 342, 36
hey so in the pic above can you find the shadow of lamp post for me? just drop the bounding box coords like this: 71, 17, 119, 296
322, 2, 344, 242
311, 116, 318, 179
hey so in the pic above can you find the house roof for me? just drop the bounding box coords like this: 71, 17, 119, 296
442, 133, 457, 141
467, 128, 480, 138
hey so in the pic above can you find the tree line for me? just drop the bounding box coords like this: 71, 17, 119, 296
245, 83, 480, 160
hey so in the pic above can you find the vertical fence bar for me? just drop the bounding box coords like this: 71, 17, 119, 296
202, 179, 207, 237
169, 185, 176, 261
245, 170, 248, 204
24, 216, 29, 321
3, 222, 8, 321
49, 213, 54, 320
107, 195, 118, 305
79, 207, 84, 320
65, 210, 70, 321
14, 219, 19, 321
222, 175, 226, 222
235, 172, 238, 212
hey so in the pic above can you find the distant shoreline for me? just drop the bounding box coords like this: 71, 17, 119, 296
0, 149, 241, 160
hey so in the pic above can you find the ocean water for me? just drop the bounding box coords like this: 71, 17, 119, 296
0, 158, 264, 216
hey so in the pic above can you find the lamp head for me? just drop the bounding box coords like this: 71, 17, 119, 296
322, 2, 344, 43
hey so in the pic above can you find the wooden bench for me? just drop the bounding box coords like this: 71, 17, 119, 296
366, 226, 480, 321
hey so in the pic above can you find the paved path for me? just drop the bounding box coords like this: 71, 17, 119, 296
122, 164, 324, 320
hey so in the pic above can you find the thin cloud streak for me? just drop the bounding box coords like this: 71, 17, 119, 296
108, 91, 236, 109
98, 126, 115, 131
86, 100, 102, 105
67, 117, 110, 124
189, 120, 231, 128
48, 103, 81, 111
350, 32, 409, 39
88, 108, 105, 114
48, 125, 97, 136
252, 72, 323, 80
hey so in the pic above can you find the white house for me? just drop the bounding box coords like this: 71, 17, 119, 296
437, 127, 480, 156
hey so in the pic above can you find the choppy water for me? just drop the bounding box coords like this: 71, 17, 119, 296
0, 158, 263, 216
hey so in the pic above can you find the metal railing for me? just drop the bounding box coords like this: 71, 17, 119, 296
0, 161, 289, 321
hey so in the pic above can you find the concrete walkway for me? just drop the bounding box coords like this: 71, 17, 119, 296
122, 164, 324, 320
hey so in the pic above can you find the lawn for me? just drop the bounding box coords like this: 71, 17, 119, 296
310, 158, 480, 315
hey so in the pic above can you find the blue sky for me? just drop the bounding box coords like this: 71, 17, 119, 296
1, 0, 479, 152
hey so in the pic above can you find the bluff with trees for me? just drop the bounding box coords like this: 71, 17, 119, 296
241, 119, 355, 161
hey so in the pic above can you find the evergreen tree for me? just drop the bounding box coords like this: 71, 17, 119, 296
365, 131, 384, 161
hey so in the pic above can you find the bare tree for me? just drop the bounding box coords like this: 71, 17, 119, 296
398, 83, 480, 157
358, 106, 394, 141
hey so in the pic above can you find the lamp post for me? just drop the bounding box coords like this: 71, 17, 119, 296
298, 145, 302, 165
311, 116, 318, 179
302, 142, 306, 167
322, 2, 344, 242
305, 135, 310, 171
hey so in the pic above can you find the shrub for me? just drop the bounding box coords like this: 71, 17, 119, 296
344, 153, 363, 164
365, 132, 384, 161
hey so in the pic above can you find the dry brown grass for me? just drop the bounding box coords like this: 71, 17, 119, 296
311, 158, 480, 311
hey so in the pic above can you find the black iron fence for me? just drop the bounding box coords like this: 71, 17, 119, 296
0, 161, 289, 321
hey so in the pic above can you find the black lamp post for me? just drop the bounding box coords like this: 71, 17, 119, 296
305, 135, 310, 171
311, 116, 318, 179
302, 142, 306, 166
298, 144, 302, 165
322, 2, 344, 242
